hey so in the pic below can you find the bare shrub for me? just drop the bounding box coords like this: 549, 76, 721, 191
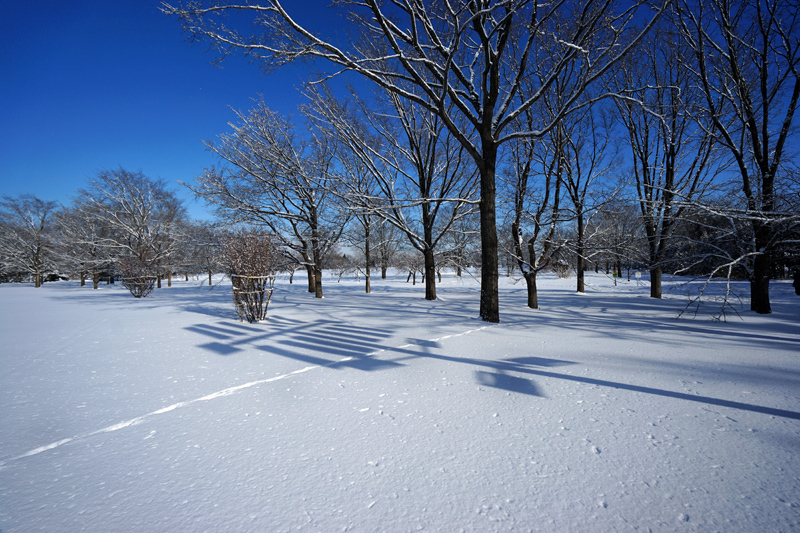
222, 230, 281, 323
552, 259, 571, 279
118, 256, 157, 298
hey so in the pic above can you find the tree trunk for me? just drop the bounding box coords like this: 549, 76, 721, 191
312, 240, 324, 298
305, 265, 315, 293
80, 273, 86, 286
424, 247, 436, 300
751, 249, 772, 314
650, 266, 662, 298
525, 271, 539, 309
208, 270, 213, 286
478, 145, 500, 323
381, 266, 387, 279
168, 270, 172, 287
93, 270, 99, 290
312, 252, 324, 298
364, 223, 371, 294
576, 211, 585, 293
314, 266, 323, 298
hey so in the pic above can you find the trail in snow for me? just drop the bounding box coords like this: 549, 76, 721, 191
0, 325, 491, 470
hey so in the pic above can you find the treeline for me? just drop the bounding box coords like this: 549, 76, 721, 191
0, 169, 222, 292
160, 0, 800, 318
3, 0, 800, 321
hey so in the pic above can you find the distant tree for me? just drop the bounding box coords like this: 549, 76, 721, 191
396, 250, 426, 285
589, 200, 648, 281
439, 209, 480, 277
333, 135, 380, 293
189, 101, 347, 298
558, 101, 618, 294
54, 204, 114, 289
118, 256, 157, 298
0, 194, 59, 287
182, 221, 223, 286
374, 219, 402, 279
75, 168, 187, 289
505, 124, 564, 308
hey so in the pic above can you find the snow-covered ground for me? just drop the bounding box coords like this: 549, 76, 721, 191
0, 271, 798, 532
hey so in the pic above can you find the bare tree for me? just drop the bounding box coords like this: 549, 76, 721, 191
75, 168, 188, 286
613, 21, 718, 298
330, 126, 380, 293
439, 209, 480, 277
589, 199, 648, 282
188, 100, 347, 298
396, 249, 426, 285
559, 101, 618, 293
676, 0, 800, 313
375, 218, 402, 279
54, 204, 115, 289
164, 0, 665, 322
505, 119, 564, 308
182, 221, 223, 286
0, 194, 59, 287
307, 85, 478, 300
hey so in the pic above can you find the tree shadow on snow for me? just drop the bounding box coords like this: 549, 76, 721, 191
183, 314, 405, 373
475, 370, 545, 397
176, 276, 800, 419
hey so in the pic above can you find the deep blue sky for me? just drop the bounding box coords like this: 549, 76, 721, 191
0, 1, 342, 220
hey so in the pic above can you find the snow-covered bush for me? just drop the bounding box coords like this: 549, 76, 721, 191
222, 230, 280, 323
552, 259, 571, 279
118, 256, 157, 298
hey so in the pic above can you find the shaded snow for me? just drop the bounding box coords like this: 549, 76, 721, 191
0, 272, 798, 532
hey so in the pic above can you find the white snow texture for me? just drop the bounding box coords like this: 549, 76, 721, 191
1, 271, 798, 532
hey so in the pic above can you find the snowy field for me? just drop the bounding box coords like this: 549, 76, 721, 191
0, 271, 798, 532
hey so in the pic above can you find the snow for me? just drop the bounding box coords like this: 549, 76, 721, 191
1, 271, 799, 532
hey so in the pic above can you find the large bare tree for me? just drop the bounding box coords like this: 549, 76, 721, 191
75, 168, 187, 283
164, 0, 665, 322
559, 100, 618, 293
613, 22, 718, 298
189, 100, 347, 298
676, 0, 800, 314
506, 113, 564, 308
307, 85, 478, 300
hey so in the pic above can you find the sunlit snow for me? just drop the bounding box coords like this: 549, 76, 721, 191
1, 271, 798, 531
